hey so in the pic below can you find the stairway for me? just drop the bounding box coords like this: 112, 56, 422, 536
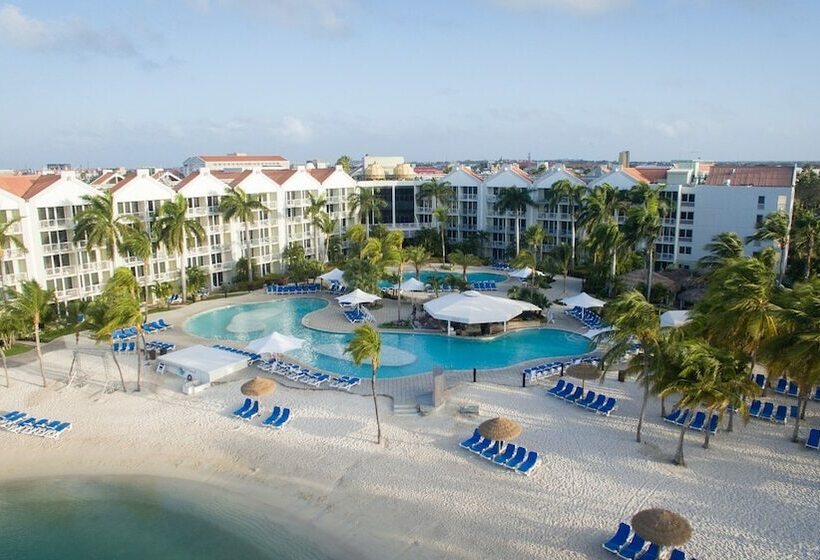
392, 403, 420, 416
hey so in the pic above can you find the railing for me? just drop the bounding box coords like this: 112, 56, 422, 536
43, 242, 72, 254
45, 266, 76, 278
459, 194, 478, 201
679, 219, 694, 225
81, 285, 102, 296
39, 218, 72, 229
187, 207, 208, 216
656, 252, 675, 261
206, 225, 222, 234
4, 248, 26, 259
80, 261, 108, 273
55, 288, 80, 300
0, 222, 22, 234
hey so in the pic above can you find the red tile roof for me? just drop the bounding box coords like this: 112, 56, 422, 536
621, 167, 652, 184
705, 165, 795, 188
198, 154, 286, 163
20, 174, 62, 200
91, 171, 123, 186
0, 175, 38, 198
461, 167, 483, 182
211, 170, 244, 185
414, 166, 444, 175
262, 169, 297, 185
174, 172, 200, 191
109, 173, 136, 193
308, 168, 335, 183
510, 166, 533, 183
633, 166, 669, 184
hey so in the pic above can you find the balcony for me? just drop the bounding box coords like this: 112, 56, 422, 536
459, 194, 477, 201
39, 218, 72, 229
55, 288, 80, 301
4, 247, 26, 259
0, 221, 22, 234
3, 273, 26, 284
656, 253, 675, 261
43, 242, 72, 254
249, 238, 271, 248
80, 261, 108, 273
188, 245, 210, 256
206, 225, 222, 234
81, 285, 103, 297
46, 266, 76, 278
187, 206, 209, 217
679, 219, 694, 225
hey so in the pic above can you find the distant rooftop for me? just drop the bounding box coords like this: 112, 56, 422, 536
705, 165, 795, 188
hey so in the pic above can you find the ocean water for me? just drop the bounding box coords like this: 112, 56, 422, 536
0, 477, 349, 560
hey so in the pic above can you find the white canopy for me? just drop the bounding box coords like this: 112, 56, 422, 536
337, 288, 381, 305
660, 310, 691, 328
423, 290, 540, 325
318, 268, 345, 283
561, 292, 606, 309
509, 267, 543, 279
397, 277, 426, 292
246, 331, 305, 355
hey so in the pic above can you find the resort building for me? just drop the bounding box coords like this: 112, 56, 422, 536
181, 153, 290, 176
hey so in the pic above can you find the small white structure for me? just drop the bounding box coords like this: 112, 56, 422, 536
660, 310, 691, 328
246, 331, 305, 355
398, 277, 426, 292
423, 290, 540, 335
158, 345, 249, 385
561, 292, 606, 310
337, 288, 381, 306
318, 268, 345, 284
509, 267, 543, 279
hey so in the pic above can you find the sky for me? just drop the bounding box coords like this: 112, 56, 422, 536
0, 0, 817, 169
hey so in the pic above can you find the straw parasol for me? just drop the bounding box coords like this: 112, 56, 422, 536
241, 377, 277, 397
565, 362, 601, 390
479, 417, 522, 446
631, 508, 692, 547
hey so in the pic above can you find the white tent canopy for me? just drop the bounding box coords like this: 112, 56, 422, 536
318, 268, 345, 283
561, 292, 606, 309
423, 290, 540, 326
509, 267, 543, 279
337, 288, 381, 306
661, 310, 691, 328
397, 277, 426, 292
246, 331, 305, 355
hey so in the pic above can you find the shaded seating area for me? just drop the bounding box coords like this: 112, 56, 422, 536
663, 409, 719, 435
565, 305, 606, 329
603, 509, 697, 560
1, 411, 72, 439
560, 292, 607, 330
522, 354, 600, 383
459, 418, 541, 476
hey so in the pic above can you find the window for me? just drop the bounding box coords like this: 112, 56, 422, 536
679, 246, 692, 255
681, 193, 696, 206
756, 215, 764, 227
757, 195, 765, 204
680, 211, 694, 223
679, 229, 693, 241
210, 253, 222, 265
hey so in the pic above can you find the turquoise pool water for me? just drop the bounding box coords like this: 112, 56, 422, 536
184, 298, 591, 378
379, 271, 507, 288
0, 477, 348, 560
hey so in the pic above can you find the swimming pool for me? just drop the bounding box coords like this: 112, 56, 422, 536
379, 271, 507, 289
184, 298, 592, 378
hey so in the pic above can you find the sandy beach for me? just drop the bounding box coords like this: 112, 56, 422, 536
1, 331, 819, 559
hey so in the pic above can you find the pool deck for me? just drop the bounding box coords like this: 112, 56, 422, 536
142, 273, 598, 409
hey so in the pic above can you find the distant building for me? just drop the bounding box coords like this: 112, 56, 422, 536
182, 153, 289, 176
618, 150, 630, 168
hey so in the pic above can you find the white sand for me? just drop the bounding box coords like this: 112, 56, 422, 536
1, 345, 818, 560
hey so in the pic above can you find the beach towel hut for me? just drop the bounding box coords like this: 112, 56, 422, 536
631, 508, 692, 551
479, 417, 522, 449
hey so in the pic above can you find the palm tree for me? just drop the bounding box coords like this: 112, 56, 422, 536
790, 205, 820, 280
494, 187, 534, 256
345, 223, 368, 258
448, 250, 482, 281
602, 290, 662, 443
152, 281, 173, 309
550, 243, 572, 295
305, 192, 328, 261
623, 183, 669, 300
432, 206, 449, 260
104, 267, 143, 391
585, 221, 624, 296
73, 190, 136, 275
120, 221, 154, 322
344, 324, 383, 444
335, 155, 352, 173
219, 186, 269, 283
428, 274, 442, 297
404, 245, 430, 279
511, 249, 538, 282
155, 194, 205, 303
758, 279, 820, 442
523, 224, 548, 264
363, 230, 403, 322
317, 213, 338, 264
698, 232, 744, 272
186, 266, 208, 300
0, 216, 26, 302
348, 187, 387, 236
416, 178, 454, 209
13, 280, 55, 387
0, 303, 24, 387
746, 211, 790, 284
547, 179, 588, 267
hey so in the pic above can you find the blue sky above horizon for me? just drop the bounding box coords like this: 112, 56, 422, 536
0, 0, 817, 169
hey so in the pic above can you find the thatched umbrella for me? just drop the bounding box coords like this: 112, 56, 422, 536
241, 376, 277, 397
631, 508, 692, 548
565, 363, 601, 390
479, 417, 522, 448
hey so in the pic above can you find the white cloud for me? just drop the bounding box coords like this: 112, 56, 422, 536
641, 118, 690, 139
275, 116, 312, 143
0, 4, 139, 58
489, 0, 633, 16
190, 0, 354, 32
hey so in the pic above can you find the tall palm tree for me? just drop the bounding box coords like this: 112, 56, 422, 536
305, 192, 328, 261
746, 211, 791, 284
344, 324, 383, 444
104, 267, 143, 391
623, 183, 669, 300
547, 179, 588, 267
432, 206, 449, 261
120, 221, 154, 322
494, 187, 534, 256
0, 216, 26, 302
348, 187, 387, 236
523, 224, 548, 264
363, 230, 403, 321
698, 232, 744, 272
759, 279, 820, 442
602, 290, 662, 443
550, 243, 572, 295
790, 205, 820, 280
416, 178, 454, 214
335, 155, 351, 173
511, 249, 538, 282
155, 194, 205, 303
345, 223, 368, 258
405, 245, 431, 279
73, 190, 137, 276
219, 186, 269, 283
449, 250, 482, 281
0, 303, 24, 387
13, 280, 55, 387
317, 213, 338, 264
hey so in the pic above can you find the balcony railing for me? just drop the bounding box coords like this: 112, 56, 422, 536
81, 285, 103, 297
55, 288, 80, 300
187, 206, 208, 216
43, 242, 72, 254
0, 222, 22, 234
46, 266, 76, 278
80, 261, 108, 273
39, 218, 72, 229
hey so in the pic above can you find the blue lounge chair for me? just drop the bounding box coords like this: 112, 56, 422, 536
790, 405, 799, 419
576, 391, 596, 408
812, 386, 820, 401
668, 550, 686, 560
157, 319, 171, 329
753, 373, 765, 388
617, 533, 646, 559
708, 414, 719, 435
758, 402, 774, 421
774, 378, 788, 394
639, 543, 660, 560
597, 397, 617, 416
112, 342, 121, 352
460, 429, 481, 449
603, 522, 631, 553
772, 405, 788, 424
675, 409, 691, 426
47, 422, 71, 438
271, 408, 291, 428
555, 382, 575, 399
586, 394, 607, 411
688, 411, 707, 431
241, 400, 260, 420
233, 398, 252, 417
481, 441, 502, 459
547, 379, 566, 396
493, 444, 516, 465
748, 400, 762, 417
564, 386, 584, 403
262, 406, 281, 426
517, 451, 539, 475
664, 409, 682, 423
504, 447, 527, 469
787, 382, 799, 397
806, 428, 820, 450
471, 438, 493, 454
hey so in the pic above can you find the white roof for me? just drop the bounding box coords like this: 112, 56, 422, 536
561, 292, 606, 309
337, 288, 380, 305
318, 268, 345, 283
660, 310, 691, 328
423, 290, 540, 324
398, 277, 426, 292
246, 331, 305, 355
509, 267, 543, 279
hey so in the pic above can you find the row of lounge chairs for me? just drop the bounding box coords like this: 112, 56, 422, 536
256, 359, 361, 391
426, 284, 458, 293
664, 409, 719, 434
806, 429, 820, 450
112, 319, 172, 340
522, 355, 600, 382
112, 342, 136, 353
547, 379, 617, 416
328, 281, 346, 295
142, 319, 172, 334
145, 341, 176, 352
751, 373, 820, 401
232, 398, 292, 429
604, 522, 697, 560
459, 429, 540, 475
167, 294, 182, 304
265, 283, 321, 295
1, 411, 72, 438
565, 306, 606, 329
212, 344, 261, 363
343, 307, 373, 324
491, 261, 511, 270
470, 281, 498, 291
748, 400, 790, 424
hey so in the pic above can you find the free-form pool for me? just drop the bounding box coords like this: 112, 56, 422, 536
184, 298, 591, 378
